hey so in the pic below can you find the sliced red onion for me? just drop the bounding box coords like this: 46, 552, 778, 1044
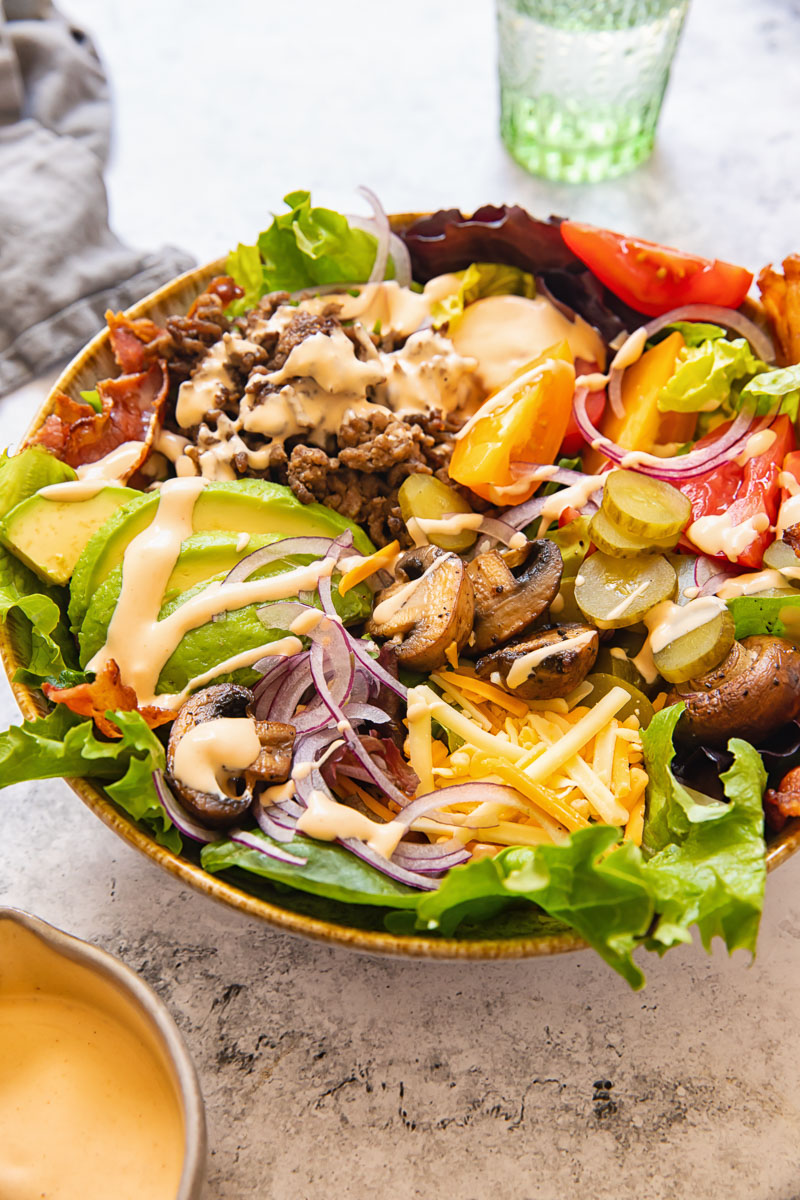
388, 233, 413, 288
573, 388, 765, 480
605, 304, 775, 426
393, 782, 527, 828
497, 465, 602, 530
152, 770, 221, 845
391, 845, 471, 874
222, 538, 342, 588
229, 828, 308, 866
252, 796, 297, 843
645, 304, 775, 363
338, 837, 438, 890
254, 654, 312, 722
340, 702, 392, 725
357, 185, 391, 285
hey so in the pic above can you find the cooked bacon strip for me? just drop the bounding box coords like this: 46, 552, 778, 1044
29, 360, 168, 473
106, 310, 164, 372
758, 254, 800, 366
43, 660, 173, 739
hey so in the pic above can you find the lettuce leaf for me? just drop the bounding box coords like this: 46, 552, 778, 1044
202, 831, 420, 908
407, 704, 767, 988
414, 827, 655, 987
640, 705, 766, 956
657, 337, 767, 414
726, 593, 800, 639
0, 705, 179, 851
739, 365, 800, 422
430, 261, 536, 330
648, 321, 726, 349
226, 191, 386, 315
0, 449, 79, 684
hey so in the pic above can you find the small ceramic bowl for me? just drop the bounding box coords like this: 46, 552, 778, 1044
0, 907, 206, 1199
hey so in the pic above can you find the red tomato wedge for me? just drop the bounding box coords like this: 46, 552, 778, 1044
560, 221, 753, 318
681, 416, 795, 569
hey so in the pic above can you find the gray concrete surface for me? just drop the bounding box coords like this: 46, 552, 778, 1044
2, 1, 800, 1196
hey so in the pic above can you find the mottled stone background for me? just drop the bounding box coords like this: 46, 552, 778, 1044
2, 1, 799, 1196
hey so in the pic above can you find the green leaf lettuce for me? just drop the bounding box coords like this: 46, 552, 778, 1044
226, 191, 387, 315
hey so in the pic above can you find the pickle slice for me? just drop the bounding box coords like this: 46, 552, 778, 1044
603, 470, 692, 541
575, 552, 676, 629
590, 509, 677, 558
582, 673, 655, 727
398, 476, 477, 552
652, 608, 735, 683
545, 515, 591, 578
549, 576, 584, 624
764, 539, 800, 579
595, 631, 651, 692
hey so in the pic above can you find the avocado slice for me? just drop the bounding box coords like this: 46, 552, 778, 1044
78, 562, 372, 697
0, 485, 140, 587
68, 479, 374, 632
160, 531, 281, 601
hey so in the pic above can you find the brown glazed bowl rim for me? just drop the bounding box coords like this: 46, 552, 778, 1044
3, 221, 799, 962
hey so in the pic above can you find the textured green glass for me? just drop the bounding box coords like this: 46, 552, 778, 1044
497, 0, 690, 182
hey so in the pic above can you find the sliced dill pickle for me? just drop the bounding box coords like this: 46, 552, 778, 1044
602, 470, 692, 542
549, 576, 584, 624
590, 509, 677, 558
594, 632, 650, 691
398, 476, 477, 552
652, 607, 735, 683
575, 552, 676, 629
764, 539, 800, 579
545, 515, 591, 578
668, 553, 700, 605
582, 672, 655, 728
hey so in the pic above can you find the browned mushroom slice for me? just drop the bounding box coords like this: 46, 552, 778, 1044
166, 682, 295, 828
466, 539, 563, 656
475, 623, 598, 700
670, 635, 800, 746
365, 545, 474, 673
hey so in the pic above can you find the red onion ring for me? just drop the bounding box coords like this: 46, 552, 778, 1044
221, 536, 351, 589
357, 185, 391, 285
228, 828, 308, 866
606, 304, 775, 428
152, 770, 221, 845
394, 782, 532, 829
573, 388, 767, 480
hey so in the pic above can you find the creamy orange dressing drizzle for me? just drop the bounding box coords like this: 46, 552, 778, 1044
86, 476, 323, 707
171, 716, 261, 797
0, 921, 184, 1200
505, 630, 596, 689
450, 294, 605, 390
687, 511, 771, 561
296, 787, 406, 857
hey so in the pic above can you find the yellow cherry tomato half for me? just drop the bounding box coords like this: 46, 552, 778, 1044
448, 341, 575, 505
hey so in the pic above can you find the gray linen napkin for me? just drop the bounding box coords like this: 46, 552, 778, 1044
0, 0, 194, 396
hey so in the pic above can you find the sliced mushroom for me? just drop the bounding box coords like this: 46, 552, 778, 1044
365, 544, 474, 672
466, 539, 563, 656
166, 682, 295, 828
670, 635, 800, 746
475, 623, 598, 700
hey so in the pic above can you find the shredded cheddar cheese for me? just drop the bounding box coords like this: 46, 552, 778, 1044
337, 540, 400, 597
403, 676, 648, 854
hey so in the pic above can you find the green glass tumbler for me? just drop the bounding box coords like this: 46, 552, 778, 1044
497, 0, 690, 183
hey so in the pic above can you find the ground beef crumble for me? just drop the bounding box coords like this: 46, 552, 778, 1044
159, 289, 480, 547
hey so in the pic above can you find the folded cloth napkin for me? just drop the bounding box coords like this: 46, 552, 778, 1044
0, 0, 194, 396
